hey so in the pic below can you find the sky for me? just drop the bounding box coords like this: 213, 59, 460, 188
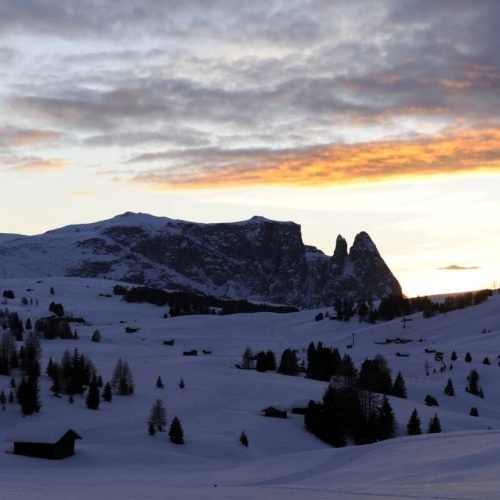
0, 0, 499, 297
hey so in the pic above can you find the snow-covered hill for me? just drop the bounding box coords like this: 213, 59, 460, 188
0, 212, 401, 307
0, 277, 499, 499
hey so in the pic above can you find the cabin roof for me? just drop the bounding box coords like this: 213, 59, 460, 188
8, 423, 82, 444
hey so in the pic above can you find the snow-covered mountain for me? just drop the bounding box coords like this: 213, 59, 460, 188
0, 212, 401, 307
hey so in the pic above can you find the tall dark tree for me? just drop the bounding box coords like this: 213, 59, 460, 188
464, 352, 472, 363
427, 413, 442, 433
444, 378, 455, 396
156, 376, 164, 389
168, 416, 184, 444
86, 378, 100, 410
241, 347, 254, 370
336, 354, 358, 390
467, 369, 480, 396
149, 399, 167, 432
265, 350, 277, 371
239, 431, 249, 447
450, 351, 457, 361
111, 358, 134, 395
378, 396, 396, 440
392, 371, 407, 398
21, 332, 41, 377
407, 409, 422, 435
358, 355, 392, 394
277, 348, 300, 376
102, 382, 113, 402
255, 351, 268, 372
17, 376, 42, 415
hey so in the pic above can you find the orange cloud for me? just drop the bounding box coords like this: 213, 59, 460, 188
9, 129, 59, 146
14, 158, 69, 171
133, 126, 500, 189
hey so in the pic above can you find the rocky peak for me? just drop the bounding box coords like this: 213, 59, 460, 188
331, 235, 348, 272
350, 231, 379, 259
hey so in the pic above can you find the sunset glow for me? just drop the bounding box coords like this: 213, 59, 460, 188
0, 1, 498, 297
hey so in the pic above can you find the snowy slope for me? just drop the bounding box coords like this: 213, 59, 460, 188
0, 277, 499, 499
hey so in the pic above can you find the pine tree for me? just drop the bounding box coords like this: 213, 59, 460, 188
17, 376, 42, 415
102, 382, 113, 402
467, 369, 480, 395
156, 376, 164, 389
464, 352, 472, 363
444, 378, 455, 396
255, 351, 268, 372
391, 371, 407, 398
450, 351, 457, 361
378, 396, 396, 440
427, 413, 442, 433
277, 348, 300, 376
91, 330, 101, 342
168, 416, 184, 444
265, 350, 277, 371
469, 407, 479, 417
148, 422, 156, 436
239, 431, 249, 447
241, 346, 254, 369
149, 399, 167, 432
178, 378, 185, 389
0, 389, 6, 405
86, 378, 100, 410
111, 358, 134, 395
407, 409, 422, 435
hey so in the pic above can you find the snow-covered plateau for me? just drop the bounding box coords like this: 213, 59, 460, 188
0, 276, 499, 499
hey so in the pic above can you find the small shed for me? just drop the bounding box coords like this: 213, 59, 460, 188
261, 406, 287, 419
9, 423, 82, 460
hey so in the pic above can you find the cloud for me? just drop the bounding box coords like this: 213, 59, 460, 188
438, 265, 481, 271
71, 191, 92, 196
0, 127, 59, 147
129, 126, 500, 188
1, 0, 498, 188
8, 156, 69, 171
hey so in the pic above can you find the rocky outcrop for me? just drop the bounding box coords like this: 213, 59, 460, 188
0, 212, 402, 307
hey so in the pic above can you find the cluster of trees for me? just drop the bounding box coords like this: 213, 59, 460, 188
256, 351, 277, 372
2, 290, 15, 299
304, 354, 407, 446
376, 289, 493, 321
34, 317, 74, 339
407, 409, 442, 435
0, 332, 44, 415
148, 399, 184, 444
119, 285, 298, 316
46, 349, 97, 396
1, 310, 24, 340
306, 343, 408, 400
305, 388, 396, 447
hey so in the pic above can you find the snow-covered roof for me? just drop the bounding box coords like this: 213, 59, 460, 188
7, 423, 82, 444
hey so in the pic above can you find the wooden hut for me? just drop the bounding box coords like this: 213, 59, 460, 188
261, 406, 287, 419
10, 423, 82, 460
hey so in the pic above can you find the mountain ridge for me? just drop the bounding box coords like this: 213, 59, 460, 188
0, 212, 402, 307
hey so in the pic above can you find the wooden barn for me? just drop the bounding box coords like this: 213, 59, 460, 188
261, 406, 287, 419
10, 424, 82, 460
